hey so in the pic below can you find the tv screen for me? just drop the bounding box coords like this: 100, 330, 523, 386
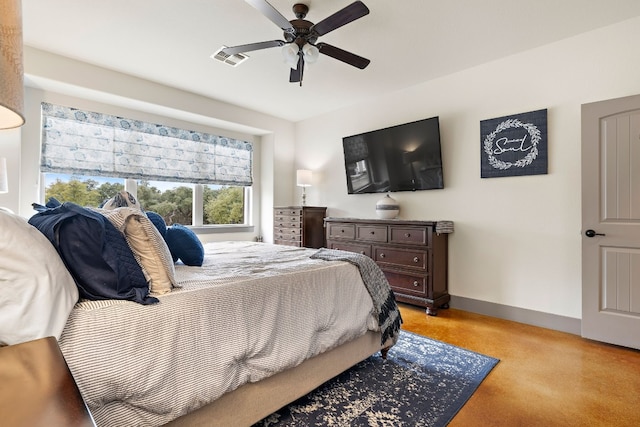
342, 116, 443, 194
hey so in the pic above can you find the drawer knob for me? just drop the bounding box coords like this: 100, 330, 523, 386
413, 281, 420, 287
379, 253, 385, 259
413, 257, 420, 263
370, 231, 375, 235
360, 251, 366, 255
341, 229, 345, 233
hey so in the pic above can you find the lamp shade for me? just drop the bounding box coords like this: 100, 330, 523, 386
282, 43, 300, 69
296, 169, 312, 187
302, 43, 319, 64
0, 158, 8, 193
0, 0, 25, 129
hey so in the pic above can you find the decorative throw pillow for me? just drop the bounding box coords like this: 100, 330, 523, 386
98, 207, 178, 295
0, 210, 79, 346
165, 224, 205, 266
145, 211, 167, 237
102, 190, 143, 211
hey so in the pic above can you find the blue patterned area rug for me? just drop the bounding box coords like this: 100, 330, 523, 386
253, 330, 499, 427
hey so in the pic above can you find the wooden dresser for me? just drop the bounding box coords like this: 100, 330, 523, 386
325, 217, 450, 315
274, 206, 327, 248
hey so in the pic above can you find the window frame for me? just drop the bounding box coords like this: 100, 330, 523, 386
40, 174, 254, 233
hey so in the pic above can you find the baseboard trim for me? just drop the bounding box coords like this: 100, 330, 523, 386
450, 296, 581, 336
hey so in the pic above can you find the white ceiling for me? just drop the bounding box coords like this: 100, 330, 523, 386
22, 0, 640, 123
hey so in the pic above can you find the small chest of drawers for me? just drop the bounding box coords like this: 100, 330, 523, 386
274, 206, 327, 248
325, 217, 450, 315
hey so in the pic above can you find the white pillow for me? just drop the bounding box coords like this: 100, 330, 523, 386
0, 210, 79, 346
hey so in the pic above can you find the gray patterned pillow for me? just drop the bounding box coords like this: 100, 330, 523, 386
102, 190, 143, 211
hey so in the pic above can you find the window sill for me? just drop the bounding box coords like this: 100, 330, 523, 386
189, 225, 255, 234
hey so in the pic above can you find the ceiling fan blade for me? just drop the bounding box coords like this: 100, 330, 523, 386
245, 0, 295, 34
310, 1, 370, 37
316, 42, 370, 69
222, 40, 285, 55
290, 55, 304, 84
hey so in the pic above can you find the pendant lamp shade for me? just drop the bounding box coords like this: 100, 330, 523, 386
0, 0, 25, 129
0, 157, 8, 193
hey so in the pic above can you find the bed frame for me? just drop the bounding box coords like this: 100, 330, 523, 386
166, 331, 389, 426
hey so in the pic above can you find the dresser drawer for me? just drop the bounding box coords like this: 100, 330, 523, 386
275, 227, 301, 238
373, 246, 428, 271
274, 218, 301, 228
274, 238, 301, 247
275, 208, 302, 216
327, 241, 371, 257
389, 226, 428, 246
383, 269, 427, 297
327, 222, 356, 240
356, 225, 387, 243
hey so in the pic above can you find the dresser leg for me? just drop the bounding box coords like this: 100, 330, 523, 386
426, 302, 450, 316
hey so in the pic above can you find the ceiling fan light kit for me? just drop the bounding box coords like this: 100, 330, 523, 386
282, 43, 300, 68
302, 43, 319, 63
221, 0, 370, 86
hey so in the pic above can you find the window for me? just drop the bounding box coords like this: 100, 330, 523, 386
42, 174, 249, 227
40, 103, 253, 229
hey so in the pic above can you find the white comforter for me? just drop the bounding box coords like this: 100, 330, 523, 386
59, 242, 378, 427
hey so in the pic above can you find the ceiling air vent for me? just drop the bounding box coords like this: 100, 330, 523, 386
211, 46, 249, 67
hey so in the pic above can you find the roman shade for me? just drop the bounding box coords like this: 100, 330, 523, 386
343, 134, 369, 163
40, 103, 253, 186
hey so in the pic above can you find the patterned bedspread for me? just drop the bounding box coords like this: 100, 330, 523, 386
59, 242, 383, 427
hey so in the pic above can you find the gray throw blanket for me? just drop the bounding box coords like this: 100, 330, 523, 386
310, 248, 402, 345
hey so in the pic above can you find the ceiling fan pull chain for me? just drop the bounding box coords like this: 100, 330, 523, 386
299, 53, 304, 87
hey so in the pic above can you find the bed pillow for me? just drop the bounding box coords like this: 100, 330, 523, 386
165, 224, 205, 266
98, 208, 178, 295
102, 190, 143, 211
0, 210, 79, 346
145, 211, 167, 237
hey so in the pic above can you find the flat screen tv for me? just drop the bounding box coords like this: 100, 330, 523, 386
342, 116, 443, 194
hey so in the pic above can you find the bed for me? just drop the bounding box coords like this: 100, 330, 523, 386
1, 207, 401, 427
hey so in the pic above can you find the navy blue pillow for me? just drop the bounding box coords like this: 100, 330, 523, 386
165, 224, 204, 266
145, 211, 167, 237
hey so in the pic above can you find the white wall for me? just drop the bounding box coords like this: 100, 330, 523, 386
295, 16, 640, 320
0, 128, 21, 212
0, 47, 299, 243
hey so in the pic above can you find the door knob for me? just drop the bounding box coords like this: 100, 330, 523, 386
585, 229, 605, 238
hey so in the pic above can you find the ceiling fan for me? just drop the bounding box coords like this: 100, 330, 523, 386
221, 0, 371, 86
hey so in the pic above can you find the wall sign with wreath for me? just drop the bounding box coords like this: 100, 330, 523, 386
480, 109, 547, 178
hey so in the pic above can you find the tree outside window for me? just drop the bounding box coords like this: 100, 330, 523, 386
43, 174, 246, 226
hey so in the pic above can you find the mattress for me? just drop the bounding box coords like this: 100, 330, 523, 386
59, 241, 379, 426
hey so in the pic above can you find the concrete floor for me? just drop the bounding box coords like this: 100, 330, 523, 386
398, 303, 640, 427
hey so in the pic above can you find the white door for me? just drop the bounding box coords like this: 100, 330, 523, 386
582, 94, 640, 350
